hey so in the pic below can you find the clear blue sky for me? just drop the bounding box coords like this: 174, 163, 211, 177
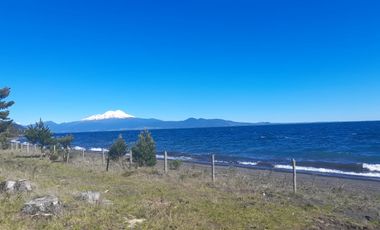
1, 0, 379, 125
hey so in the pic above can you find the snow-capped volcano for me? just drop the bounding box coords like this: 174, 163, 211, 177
83, 110, 135, 121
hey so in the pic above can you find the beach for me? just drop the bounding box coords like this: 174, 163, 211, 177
0, 149, 379, 229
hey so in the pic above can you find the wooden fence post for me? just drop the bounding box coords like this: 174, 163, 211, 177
164, 151, 168, 173
129, 150, 133, 166
66, 149, 70, 164
292, 159, 297, 193
102, 149, 105, 165
82, 149, 85, 160
106, 157, 110, 172
54, 145, 56, 155
211, 154, 215, 183
27, 143, 30, 154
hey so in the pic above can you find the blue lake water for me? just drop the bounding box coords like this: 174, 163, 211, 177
57, 121, 380, 179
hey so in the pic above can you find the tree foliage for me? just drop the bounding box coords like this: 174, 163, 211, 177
0, 87, 15, 148
56, 135, 74, 149
25, 119, 53, 149
108, 134, 127, 160
169, 160, 182, 170
132, 130, 157, 167
55, 134, 74, 162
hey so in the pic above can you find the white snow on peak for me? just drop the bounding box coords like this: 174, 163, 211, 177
83, 110, 135, 121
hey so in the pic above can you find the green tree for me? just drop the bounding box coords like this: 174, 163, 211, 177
56, 135, 74, 149
108, 134, 127, 160
25, 119, 53, 151
56, 134, 74, 162
0, 87, 15, 149
132, 130, 157, 167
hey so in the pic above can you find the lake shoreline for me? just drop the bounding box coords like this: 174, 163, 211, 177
1, 149, 380, 229
157, 159, 380, 193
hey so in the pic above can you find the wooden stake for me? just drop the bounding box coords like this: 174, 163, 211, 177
102, 149, 105, 165
82, 149, 85, 160
292, 159, 297, 194
106, 157, 110, 172
211, 154, 215, 183
129, 150, 133, 166
27, 143, 30, 154
164, 151, 168, 173
66, 149, 70, 164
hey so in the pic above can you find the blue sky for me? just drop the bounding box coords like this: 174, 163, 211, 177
1, 0, 380, 124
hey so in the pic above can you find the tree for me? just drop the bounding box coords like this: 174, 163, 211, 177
56, 135, 74, 149
132, 130, 157, 167
25, 119, 53, 151
108, 134, 127, 160
56, 134, 74, 163
0, 87, 15, 149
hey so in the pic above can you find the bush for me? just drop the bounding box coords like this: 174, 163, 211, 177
109, 134, 128, 160
132, 130, 156, 167
0, 135, 9, 150
169, 160, 182, 170
49, 153, 59, 161
56, 134, 74, 160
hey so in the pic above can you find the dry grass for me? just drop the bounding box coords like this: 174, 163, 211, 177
0, 149, 379, 229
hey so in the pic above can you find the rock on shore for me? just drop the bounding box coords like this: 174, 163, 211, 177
22, 195, 62, 216
0, 180, 32, 193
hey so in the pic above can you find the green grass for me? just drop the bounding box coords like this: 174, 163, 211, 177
0, 150, 378, 229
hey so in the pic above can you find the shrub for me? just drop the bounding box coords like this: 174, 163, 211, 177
55, 134, 74, 162
132, 130, 156, 167
109, 134, 127, 160
25, 119, 53, 151
169, 160, 182, 170
49, 153, 59, 161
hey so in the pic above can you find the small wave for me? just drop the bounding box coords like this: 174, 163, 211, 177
215, 160, 229, 164
156, 155, 192, 161
89, 148, 108, 152
363, 163, 380, 172
73, 146, 86, 151
275, 165, 380, 178
238, 161, 258, 166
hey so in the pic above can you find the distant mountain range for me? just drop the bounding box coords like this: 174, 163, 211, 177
42, 110, 267, 133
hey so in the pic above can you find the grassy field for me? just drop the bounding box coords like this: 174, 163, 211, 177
0, 149, 379, 229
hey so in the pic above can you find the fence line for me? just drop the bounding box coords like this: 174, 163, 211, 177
3, 141, 300, 193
